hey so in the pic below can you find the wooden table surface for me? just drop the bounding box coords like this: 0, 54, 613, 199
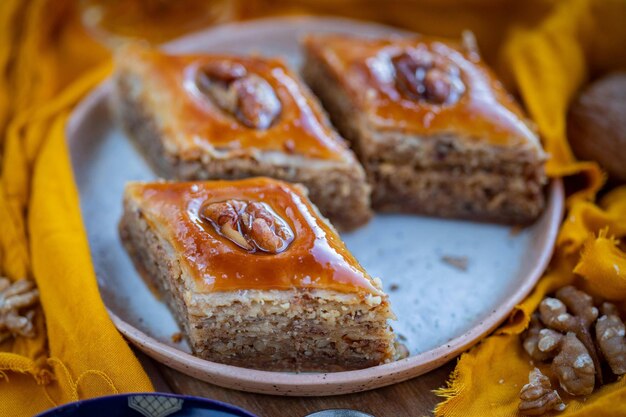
145, 357, 454, 417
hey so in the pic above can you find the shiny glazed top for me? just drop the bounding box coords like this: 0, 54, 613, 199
118, 45, 348, 161
125, 178, 381, 295
303, 34, 541, 148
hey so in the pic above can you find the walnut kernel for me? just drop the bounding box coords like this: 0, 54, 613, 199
519, 368, 565, 416
595, 302, 626, 375
552, 332, 595, 396
195, 62, 281, 129
391, 49, 465, 105
200, 200, 294, 254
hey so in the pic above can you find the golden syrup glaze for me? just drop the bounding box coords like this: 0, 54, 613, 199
303, 34, 541, 148
119, 44, 348, 161
125, 178, 381, 296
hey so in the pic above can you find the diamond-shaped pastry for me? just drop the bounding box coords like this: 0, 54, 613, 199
119, 177, 397, 371
302, 34, 546, 224
112, 44, 371, 230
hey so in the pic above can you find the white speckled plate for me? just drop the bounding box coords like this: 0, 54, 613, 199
67, 17, 564, 396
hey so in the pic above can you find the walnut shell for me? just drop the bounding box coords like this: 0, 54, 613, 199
567, 73, 626, 181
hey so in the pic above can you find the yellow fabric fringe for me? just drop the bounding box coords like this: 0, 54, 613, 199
1, 0, 625, 416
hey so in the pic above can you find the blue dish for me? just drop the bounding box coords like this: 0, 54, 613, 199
35, 393, 258, 417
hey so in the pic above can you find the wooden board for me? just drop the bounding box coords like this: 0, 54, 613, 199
156, 361, 454, 417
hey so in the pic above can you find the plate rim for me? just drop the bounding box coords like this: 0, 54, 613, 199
67, 16, 565, 396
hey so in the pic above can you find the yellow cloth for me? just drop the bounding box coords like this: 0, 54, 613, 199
0, 1, 152, 416
1, 0, 626, 416
429, 1, 626, 415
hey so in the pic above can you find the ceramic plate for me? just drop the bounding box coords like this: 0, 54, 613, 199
35, 393, 256, 417
67, 17, 564, 396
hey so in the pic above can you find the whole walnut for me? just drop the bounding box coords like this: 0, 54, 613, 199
567, 73, 626, 181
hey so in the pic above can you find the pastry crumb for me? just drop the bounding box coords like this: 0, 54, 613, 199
171, 332, 183, 343
395, 342, 410, 359
389, 283, 399, 291
441, 255, 469, 271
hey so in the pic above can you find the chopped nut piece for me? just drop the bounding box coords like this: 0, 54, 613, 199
595, 302, 626, 375
195, 63, 281, 129
552, 332, 595, 396
441, 255, 468, 271
171, 332, 183, 343
519, 367, 565, 416
0, 277, 39, 343
200, 199, 294, 254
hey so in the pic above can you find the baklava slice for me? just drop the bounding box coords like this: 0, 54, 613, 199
119, 177, 397, 371
112, 44, 371, 230
302, 34, 546, 224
